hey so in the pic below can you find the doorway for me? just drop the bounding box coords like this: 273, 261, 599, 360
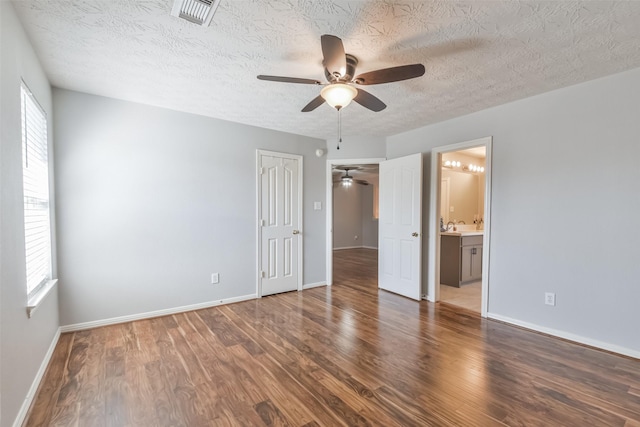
326, 154, 424, 302
427, 137, 492, 317
325, 158, 384, 286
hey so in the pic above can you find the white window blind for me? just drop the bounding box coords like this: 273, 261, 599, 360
21, 82, 52, 298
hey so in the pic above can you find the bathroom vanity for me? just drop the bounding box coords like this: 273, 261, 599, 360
440, 232, 483, 287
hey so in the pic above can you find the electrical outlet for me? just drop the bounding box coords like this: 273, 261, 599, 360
211, 273, 220, 284
545, 292, 556, 306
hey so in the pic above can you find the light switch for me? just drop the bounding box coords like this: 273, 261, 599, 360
314, 202, 322, 210
449, 206, 455, 212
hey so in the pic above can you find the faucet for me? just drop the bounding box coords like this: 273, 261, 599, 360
446, 221, 456, 231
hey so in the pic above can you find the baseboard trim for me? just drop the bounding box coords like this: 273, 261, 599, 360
303, 281, 326, 290
361, 246, 378, 250
60, 294, 257, 333
487, 312, 640, 360
13, 327, 61, 427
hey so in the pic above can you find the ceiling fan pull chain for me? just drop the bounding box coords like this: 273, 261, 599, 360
337, 109, 342, 150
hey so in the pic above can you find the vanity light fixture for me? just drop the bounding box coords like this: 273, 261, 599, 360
443, 160, 485, 173
443, 160, 461, 168
462, 163, 485, 173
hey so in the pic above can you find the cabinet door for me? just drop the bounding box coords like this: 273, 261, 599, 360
471, 245, 483, 280
460, 246, 474, 283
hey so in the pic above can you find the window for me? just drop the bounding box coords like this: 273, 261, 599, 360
21, 82, 52, 299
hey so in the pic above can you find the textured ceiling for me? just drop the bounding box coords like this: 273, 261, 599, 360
12, 0, 640, 140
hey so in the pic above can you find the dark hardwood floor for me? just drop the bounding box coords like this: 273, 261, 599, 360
26, 248, 640, 426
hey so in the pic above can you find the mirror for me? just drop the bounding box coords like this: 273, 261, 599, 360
441, 170, 479, 224
440, 149, 486, 226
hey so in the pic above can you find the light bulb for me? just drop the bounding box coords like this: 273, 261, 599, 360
321, 83, 358, 109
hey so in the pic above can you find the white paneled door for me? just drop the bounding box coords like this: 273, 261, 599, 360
378, 153, 423, 300
258, 151, 302, 296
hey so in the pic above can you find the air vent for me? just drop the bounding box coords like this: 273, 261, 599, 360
171, 0, 221, 27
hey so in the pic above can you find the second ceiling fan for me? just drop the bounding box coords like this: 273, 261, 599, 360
257, 34, 425, 113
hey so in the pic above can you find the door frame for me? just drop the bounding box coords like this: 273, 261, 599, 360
427, 137, 492, 317
256, 149, 304, 298
325, 157, 385, 286
440, 177, 450, 223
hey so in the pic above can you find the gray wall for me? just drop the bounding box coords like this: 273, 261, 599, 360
388, 66, 640, 354
332, 183, 378, 250
327, 136, 386, 159
332, 183, 363, 249
360, 185, 378, 248
53, 89, 327, 326
0, 3, 60, 426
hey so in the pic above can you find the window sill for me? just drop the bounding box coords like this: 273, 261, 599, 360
27, 279, 58, 318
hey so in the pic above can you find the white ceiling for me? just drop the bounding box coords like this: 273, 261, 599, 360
12, 1, 640, 140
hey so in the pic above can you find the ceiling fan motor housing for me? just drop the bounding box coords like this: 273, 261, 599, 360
325, 54, 359, 82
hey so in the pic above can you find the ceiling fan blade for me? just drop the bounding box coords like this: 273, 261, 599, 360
354, 89, 386, 112
301, 95, 325, 112
354, 64, 425, 85
355, 179, 369, 185
257, 75, 321, 85
321, 35, 347, 78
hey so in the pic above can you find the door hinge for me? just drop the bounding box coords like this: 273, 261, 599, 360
259, 219, 265, 226
260, 167, 265, 174
261, 271, 265, 278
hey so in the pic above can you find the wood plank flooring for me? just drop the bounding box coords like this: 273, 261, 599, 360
26, 248, 640, 426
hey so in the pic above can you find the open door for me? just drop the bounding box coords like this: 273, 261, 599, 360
378, 153, 423, 300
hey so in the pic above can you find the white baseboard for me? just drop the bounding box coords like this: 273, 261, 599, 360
303, 281, 326, 290
488, 312, 640, 360
60, 294, 257, 333
361, 246, 378, 250
13, 327, 61, 427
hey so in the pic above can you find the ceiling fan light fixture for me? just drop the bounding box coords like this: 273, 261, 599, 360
321, 83, 357, 110
341, 175, 353, 187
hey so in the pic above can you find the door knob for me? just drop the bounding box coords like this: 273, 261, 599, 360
293, 230, 300, 235
412, 232, 419, 237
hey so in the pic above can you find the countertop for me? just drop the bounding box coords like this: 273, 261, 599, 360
441, 230, 484, 237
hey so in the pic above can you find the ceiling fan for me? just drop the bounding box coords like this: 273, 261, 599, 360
334, 167, 369, 186
257, 34, 426, 113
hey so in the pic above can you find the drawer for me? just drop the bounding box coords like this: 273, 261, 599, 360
461, 235, 483, 246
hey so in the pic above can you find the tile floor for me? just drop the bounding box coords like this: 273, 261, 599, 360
439, 281, 481, 313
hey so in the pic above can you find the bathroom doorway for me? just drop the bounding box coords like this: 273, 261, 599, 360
427, 137, 492, 317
